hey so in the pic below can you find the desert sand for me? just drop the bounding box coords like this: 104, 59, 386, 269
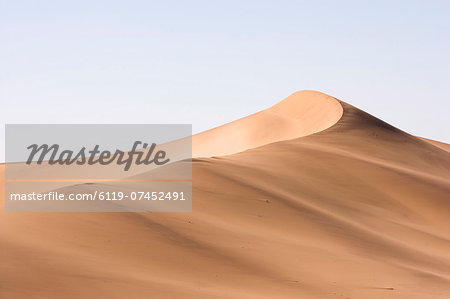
1, 91, 449, 298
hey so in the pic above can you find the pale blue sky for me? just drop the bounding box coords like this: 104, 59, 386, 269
1, 0, 449, 160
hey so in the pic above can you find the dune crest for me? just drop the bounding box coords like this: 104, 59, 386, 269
192, 90, 343, 157
420, 137, 450, 152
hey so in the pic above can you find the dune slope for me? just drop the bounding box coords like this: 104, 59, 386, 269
1, 91, 449, 298
192, 90, 343, 157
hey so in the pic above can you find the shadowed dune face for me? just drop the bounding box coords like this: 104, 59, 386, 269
420, 137, 450, 152
1, 91, 450, 298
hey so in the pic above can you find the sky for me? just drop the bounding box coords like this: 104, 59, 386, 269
1, 0, 449, 161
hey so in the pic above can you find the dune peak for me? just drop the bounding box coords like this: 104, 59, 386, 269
192, 90, 343, 157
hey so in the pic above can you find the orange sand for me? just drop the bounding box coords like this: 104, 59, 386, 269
1, 91, 449, 298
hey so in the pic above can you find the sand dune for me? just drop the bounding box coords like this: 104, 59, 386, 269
192, 90, 343, 157
1, 91, 450, 298
420, 137, 450, 152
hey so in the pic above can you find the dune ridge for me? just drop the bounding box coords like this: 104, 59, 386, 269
1, 91, 449, 298
420, 137, 450, 152
192, 90, 343, 157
